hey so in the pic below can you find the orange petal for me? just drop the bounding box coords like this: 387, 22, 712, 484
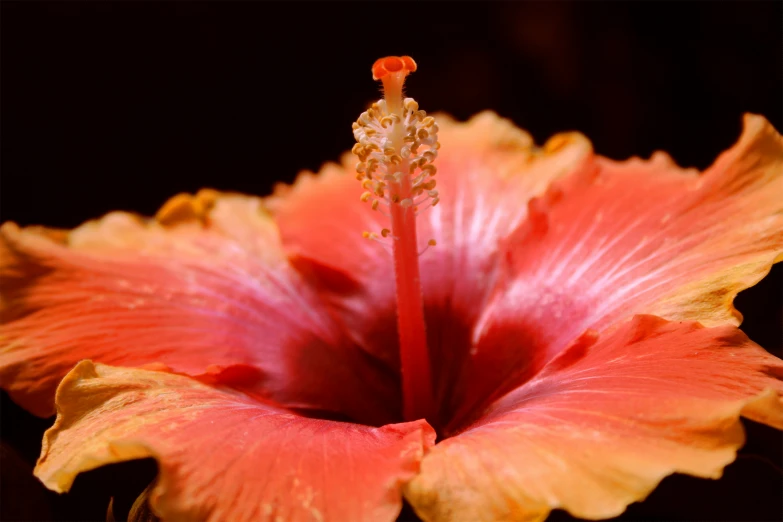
35, 361, 435, 522
269, 112, 591, 425
0, 192, 398, 424
456, 114, 783, 423
405, 316, 783, 522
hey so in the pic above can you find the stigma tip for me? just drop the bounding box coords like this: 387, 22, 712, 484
372, 56, 417, 81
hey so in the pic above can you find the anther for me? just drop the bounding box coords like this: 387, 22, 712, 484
417, 238, 438, 256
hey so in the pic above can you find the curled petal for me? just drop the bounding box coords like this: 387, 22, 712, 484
405, 316, 783, 522
459, 114, 783, 423
0, 192, 398, 424
36, 361, 435, 522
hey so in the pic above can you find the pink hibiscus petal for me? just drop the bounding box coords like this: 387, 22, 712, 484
0, 192, 398, 424
35, 361, 435, 522
405, 316, 783, 522
450, 113, 783, 426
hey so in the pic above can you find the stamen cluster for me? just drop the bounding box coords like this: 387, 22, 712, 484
352, 98, 440, 240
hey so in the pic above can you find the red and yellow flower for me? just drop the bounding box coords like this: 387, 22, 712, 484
1, 56, 781, 521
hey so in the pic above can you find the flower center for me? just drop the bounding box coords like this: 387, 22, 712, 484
352, 56, 439, 422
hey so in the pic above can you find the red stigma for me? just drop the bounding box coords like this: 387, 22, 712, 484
372, 56, 417, 81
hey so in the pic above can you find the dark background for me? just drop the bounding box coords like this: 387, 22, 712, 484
1, 2, 781, 521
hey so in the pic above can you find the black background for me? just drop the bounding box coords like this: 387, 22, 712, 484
1, 2, 781, 521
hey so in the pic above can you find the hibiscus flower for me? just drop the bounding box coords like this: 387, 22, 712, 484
1, 56, 782, 522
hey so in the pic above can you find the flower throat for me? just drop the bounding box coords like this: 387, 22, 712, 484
352, 56, 439, 422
